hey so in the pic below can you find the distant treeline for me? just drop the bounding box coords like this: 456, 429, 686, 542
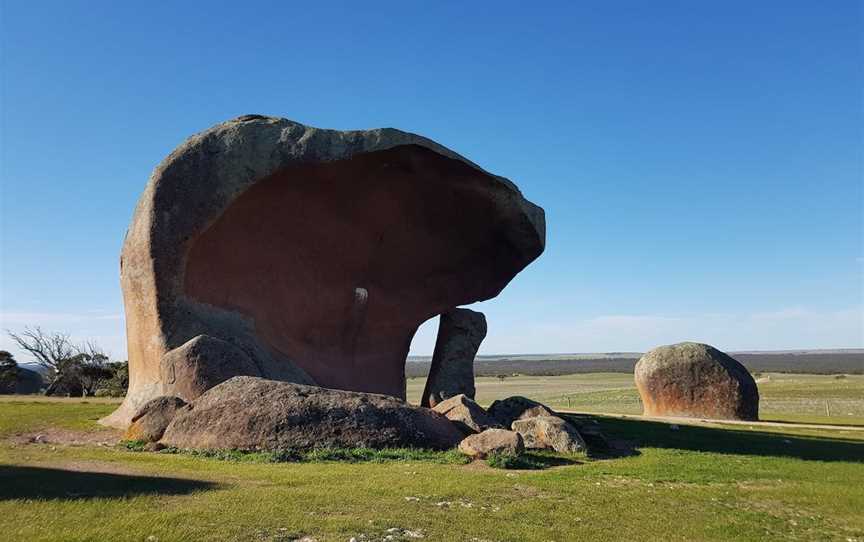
734, 353, 863, 375
405, 353, 863, 378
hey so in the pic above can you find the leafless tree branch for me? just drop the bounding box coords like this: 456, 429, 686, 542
6, 326, 76, 374
6, 327, 115, 396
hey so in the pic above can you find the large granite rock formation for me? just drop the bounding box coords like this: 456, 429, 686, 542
634, 342, 759, 421
103, 115, 545, 428
421, 308, 487, 407
160, 377, 464, 451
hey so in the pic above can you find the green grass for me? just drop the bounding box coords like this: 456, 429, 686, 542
119, 441, 472, 465
2, 388, 864, 541
407, 372, 864, 425
0, 400, 117, 437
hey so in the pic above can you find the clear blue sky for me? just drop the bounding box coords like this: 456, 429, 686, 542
1, 1, 862, 361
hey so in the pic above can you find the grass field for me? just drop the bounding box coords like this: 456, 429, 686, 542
2, 373, 863, 541
408, 372, 864, 426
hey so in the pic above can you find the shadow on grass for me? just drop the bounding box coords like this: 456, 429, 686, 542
487, 451, 583, 470
525, 453, 582, 468
758, 416, 864, 428
0, 465, 219, 500
562, 414, 864, 463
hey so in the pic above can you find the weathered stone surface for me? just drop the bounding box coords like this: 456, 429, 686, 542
160, 377, 463, 451
160, 335, 262, 403
421, 309, 486, 408
634, 342, 759, 421
487, 396, 556, 428
431, 394, 499, 435
123, 396, 188, 443
103, 115, 545, 428
511, 416, 586, 453
457, 428, 524, 459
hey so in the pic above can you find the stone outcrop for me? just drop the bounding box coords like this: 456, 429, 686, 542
160, 335, 262, 403
458, 428, 524, 459
103, 115, 545, 428
159, 377, 464, 451
431, 394, 500, 435
123, 396, 189, 443
634, 342, 759, 421
421, 309, 486, 408
511, 416, 586, 453
487, 396, 556, 428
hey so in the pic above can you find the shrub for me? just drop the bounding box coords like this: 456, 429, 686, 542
0, 351, 19, 392
485, 452, 522, 469
486, 452, 572, 470
119, 444, 470, 465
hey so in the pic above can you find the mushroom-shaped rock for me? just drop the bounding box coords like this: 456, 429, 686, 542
634, 342, 759, 421
458, 428, 524, 459
421, 308, 487, 408
123, 396, 189, 443
431, 394, 500, 435
160, 377, 464, 451
102, 115, 545, 428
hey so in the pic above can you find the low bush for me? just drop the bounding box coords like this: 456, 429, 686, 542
118, 442, 470, 465
486, 451, 583, 470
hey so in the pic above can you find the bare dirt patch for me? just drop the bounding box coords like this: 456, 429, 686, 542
7, 427, 121, 447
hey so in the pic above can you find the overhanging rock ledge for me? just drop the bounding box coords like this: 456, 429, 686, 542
103, 115, 545, 428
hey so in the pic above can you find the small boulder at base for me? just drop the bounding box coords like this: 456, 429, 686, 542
487, 396, 556, 428
634, 342, 759, 421
458, 428, 524, 459
511, 416, 586, 453
160, 377, 463, 451
160, 335, 263, 403
432, 394, 500, 435
124, 396, 189, 443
